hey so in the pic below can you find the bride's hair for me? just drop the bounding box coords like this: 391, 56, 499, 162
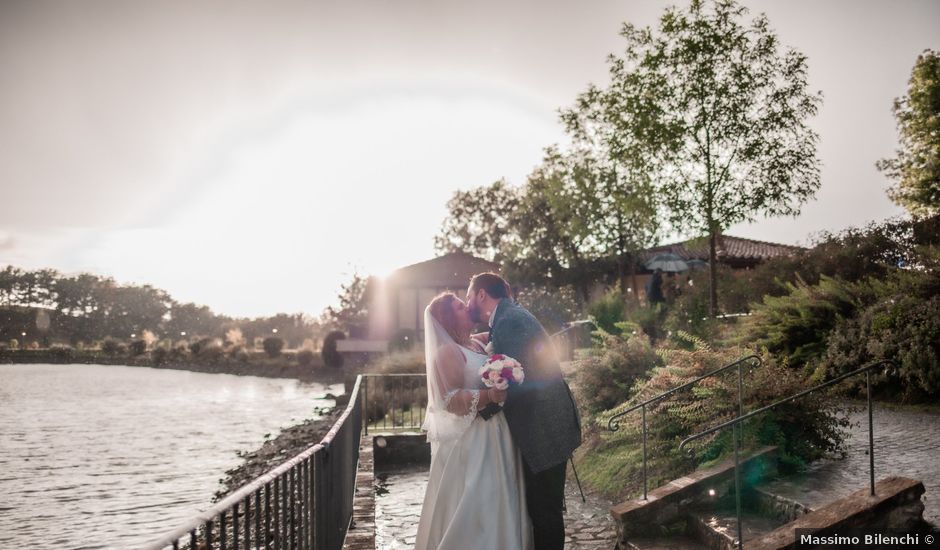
428, 292, 464, 344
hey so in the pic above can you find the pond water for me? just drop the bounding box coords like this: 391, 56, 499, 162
0, 363, 342, 549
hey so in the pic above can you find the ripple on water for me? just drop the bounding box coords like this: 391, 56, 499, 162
0, 363, 342, 549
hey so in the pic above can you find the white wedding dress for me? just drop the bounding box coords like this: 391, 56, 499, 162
414, 310, 533, 550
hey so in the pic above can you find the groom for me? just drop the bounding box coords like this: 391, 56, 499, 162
466, 272, 582, 550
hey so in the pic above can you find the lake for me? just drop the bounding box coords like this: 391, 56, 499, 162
0, 363, 342, 549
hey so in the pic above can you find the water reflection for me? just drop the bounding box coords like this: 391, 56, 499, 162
0, 363, 341, 549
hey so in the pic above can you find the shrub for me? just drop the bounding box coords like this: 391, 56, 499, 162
101, 337, 125, 355
580, 347, 849, 499
739, 276, 882, 371
297, 349, 316, 367
49, 344, 73, 361
170, 341, 190, 360
188, 337, 220, 356
8, 339, 18, 350
151, 346, 169, 365
129, 339, 148, 356
574, 330, 661, 416
199, 339, 226, 361
322, 331, 345, 368
588, 288, 627, 334
819, 264, 940, 402
232, 346, 250, 363
262, 336, 285, 358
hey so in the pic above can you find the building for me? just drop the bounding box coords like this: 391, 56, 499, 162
630, 234, 805, 302
642, 234, 805, 270
366, 252, 500, 342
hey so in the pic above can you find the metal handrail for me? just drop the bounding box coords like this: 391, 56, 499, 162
142, 375, 364, 550
361, 373, 427, 435
605, 354, 762, 500
677, 359, 895, 550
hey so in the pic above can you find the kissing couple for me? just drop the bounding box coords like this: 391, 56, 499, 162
414, 272, 583, 550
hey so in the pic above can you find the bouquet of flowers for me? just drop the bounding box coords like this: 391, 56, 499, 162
479, 354, 524, 391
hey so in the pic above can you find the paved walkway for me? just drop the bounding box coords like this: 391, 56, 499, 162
374, 465, 617, 550
759, 402, 940, 526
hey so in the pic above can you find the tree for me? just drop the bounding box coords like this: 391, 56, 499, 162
559, 93, 663, 303
878, 49, 940, 218
506, 148, 602, 301
323, 273, 372, 337
434, 179, 522, 263
589, 0, 821, 316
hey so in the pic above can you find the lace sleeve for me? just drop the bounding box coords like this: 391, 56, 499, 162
443, 388, 480, 417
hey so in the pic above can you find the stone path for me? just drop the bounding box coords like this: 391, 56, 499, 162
374, 465, 616, 550
759, 402, 940, 526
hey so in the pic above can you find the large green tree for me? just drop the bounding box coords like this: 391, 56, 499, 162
434, 179, 522, 264
878, 49, 940, 218
585, 0, 821, 315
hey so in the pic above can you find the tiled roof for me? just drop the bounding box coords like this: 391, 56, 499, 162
644, 234, 804, 262
386, 252, 500, 288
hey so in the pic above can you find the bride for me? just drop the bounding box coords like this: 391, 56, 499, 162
413, 292, 533, 550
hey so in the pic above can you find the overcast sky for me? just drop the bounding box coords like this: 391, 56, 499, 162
1, 0, 938, 318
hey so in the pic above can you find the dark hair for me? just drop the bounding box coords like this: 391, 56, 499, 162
469, 272, 512, 300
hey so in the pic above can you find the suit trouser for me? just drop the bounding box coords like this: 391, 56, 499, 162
523, 457, 567, 550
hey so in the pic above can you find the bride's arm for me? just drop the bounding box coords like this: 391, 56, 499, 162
435, 344, 500, 416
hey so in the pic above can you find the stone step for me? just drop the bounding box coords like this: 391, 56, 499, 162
624, 534, 708, 550
688, 508, 788, 550
611, 446, 779, 545
747, 476, 925, 550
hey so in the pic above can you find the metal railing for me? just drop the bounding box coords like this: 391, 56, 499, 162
361, 373, 427, 435
605, 354, 762, 500
142, 375, 364, 550
677, 359, 895, 549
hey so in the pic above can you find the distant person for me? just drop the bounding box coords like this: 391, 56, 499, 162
646, 268, 665, 305
664, 272, 680, 303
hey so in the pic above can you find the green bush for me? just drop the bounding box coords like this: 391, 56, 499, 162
262, 337, 285, 358
199, 340, 226, 361
101, 337, 125, 355
322, 331, 345, 368
151, 346, 169, 365
580, 347, 848, 499
588, 288, 627, 334
574, 330, 661, 416
739, 276, 882, 371
819, 264, 940, 402
129, 339, 148, 356
49, 344, 73, 361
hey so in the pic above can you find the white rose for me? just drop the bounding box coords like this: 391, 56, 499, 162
512, 366, 524, 383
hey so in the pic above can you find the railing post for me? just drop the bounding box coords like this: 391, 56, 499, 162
641, 404, 648, 501
732, 424, 743, 549
363, 377, 369, 435
736, 362, 745, 549
868, 370, 875, 496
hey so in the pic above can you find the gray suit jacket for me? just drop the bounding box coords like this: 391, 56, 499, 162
490, 298, 582, 473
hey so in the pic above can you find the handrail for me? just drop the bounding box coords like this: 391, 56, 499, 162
677, 359, 895, 550
142, 375, 364, 550
604, 354, 761, 500
361, 373, 427, 435
607, 354, 761, 431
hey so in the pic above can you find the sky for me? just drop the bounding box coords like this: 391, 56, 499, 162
1, 0, 938, 319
